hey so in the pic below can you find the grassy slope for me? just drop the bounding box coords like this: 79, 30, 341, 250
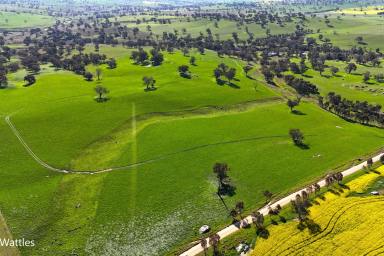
252, 166, 384, 256
90, 102, 384, 255
289, 60, 384, 106
7, 49, 276, 169
0, 48, 275, 255
0, 46, 382, 254
0, 10, 381, 254
123, 18, 298, 40
306, 13, 384, 50
120, 11, 384, 49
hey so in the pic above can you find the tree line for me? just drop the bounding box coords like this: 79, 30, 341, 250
319, 92, 384, 127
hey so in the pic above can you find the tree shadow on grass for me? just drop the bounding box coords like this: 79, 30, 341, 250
94, 97, 109, 103
144, 87, 157, 92
219, 184, 236, 196
216, 79, 240, 89
295, 143, 310, 150
217, 193, 230, 212
228, 82, 240, 89
292, 110, 306, 115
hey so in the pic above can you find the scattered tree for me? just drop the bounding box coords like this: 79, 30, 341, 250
107, 58, 117, 69
363, 71, 370, 83
208, 233, 220, 256
213, 162, 235, 195
345, 63, 357, 74
94, 85, 109, 102
289, 129, 304, 146
200, 238, 208, 256
178, 65, 191, 78
263, 190, 273, 203
142, 76, 156, 91
190, 56, 196, 66
23, 74, 36, 86
95, 67, 102, 80
243, 64, 253, 77
287, 99, 299, 112
84, 71, 93, 81
367, 158, 373, 169
330, 66, 339, 76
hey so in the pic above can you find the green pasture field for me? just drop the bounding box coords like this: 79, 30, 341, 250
117, 12, 383, 49
0, 45, 383, 255
0, 11, 54, 29
306, 12, 384, 50
287, 59, 384, 106
122, 18, 298, 40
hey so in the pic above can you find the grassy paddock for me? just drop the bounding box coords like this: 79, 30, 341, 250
0, 11, 54, 28
0, 42, 382, 255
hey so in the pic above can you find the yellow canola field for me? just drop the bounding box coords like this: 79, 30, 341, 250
335, 6, 384, 15
252, 166, 384, 256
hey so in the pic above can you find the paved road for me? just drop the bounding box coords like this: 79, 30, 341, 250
180, 152, 384, 256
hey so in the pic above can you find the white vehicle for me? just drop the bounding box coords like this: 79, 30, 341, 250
371, 191, 380, 196
199, 225, 210, 234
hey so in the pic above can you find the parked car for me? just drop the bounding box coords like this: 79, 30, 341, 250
199, 225, 210, 234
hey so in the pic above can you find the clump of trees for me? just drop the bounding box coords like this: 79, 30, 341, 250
131, 48, 163, 66
252, 211, 269, 238
178, 65, 191, 79
230, 201, 246, 224
325, 172, 344, 187
150, 49, 164, 66
319, 92, 384, 127
60, 53, 107, 75
213, 63, 236, 85
284, 75, 319, 97
131, 48, 149, 65
291, 192, 320, 234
